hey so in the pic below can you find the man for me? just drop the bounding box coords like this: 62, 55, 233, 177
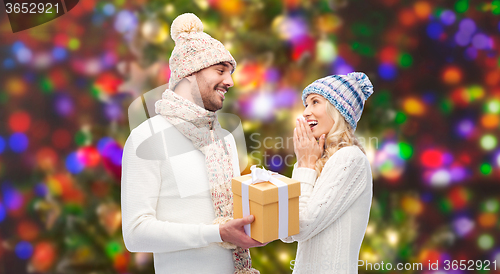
121, 13, 262, 273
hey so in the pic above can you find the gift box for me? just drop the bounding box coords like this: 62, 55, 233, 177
232, 166, 300, 243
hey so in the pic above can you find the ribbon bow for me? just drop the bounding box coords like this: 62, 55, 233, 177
241, 165, 289, 239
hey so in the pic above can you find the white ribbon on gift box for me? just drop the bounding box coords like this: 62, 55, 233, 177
241, 165, 289, 239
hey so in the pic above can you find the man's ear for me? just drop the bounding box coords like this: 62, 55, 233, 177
184, 74, 196, 83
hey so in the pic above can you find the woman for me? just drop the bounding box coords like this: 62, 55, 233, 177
282, 72, 374, 274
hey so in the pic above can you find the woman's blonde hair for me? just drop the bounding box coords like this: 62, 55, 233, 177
315, 102, 366, 176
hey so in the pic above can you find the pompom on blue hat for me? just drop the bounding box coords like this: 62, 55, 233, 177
302, 72, 374, 131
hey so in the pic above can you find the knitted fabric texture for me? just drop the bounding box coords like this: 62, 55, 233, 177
301, 72, 374, 131
155, 90, 258, 274
168, 13, 237, 90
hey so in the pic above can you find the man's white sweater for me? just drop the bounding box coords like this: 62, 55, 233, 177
283, 146, 373, 274
121, 115, 240, 273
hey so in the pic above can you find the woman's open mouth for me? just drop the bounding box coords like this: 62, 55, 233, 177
308, 120, 318, 129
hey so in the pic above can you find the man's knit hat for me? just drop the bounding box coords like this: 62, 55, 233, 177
302, 72, 374, 131
168, 13, 237, 90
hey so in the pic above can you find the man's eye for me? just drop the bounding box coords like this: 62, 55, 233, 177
313, 100, 318, 104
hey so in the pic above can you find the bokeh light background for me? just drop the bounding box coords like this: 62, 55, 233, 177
1, 0, 500, 273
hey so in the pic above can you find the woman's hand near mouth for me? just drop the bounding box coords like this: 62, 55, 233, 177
294, 117, 326, 169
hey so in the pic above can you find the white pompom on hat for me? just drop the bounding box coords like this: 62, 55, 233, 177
168, 13, 237, 90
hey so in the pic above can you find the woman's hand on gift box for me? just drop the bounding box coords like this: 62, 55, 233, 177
219, 215, 268, 249
294, 117, 325, 169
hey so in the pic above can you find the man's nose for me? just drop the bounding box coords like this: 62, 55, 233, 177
223, 74, 234, 88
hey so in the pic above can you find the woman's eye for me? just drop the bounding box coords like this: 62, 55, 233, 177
313, 100, 318, 104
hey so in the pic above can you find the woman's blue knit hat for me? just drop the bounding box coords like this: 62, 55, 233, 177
302, 72, 374, 131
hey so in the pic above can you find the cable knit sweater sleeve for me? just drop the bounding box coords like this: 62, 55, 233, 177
121, 128, 222, 253
283, 146, 369, 243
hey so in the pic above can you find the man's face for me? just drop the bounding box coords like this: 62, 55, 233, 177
194, 62, 234, 112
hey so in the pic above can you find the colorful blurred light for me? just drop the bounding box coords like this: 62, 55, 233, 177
480, 114, 499, 129
378, 63, 396, 80
440, 10, 456, 25
97, 137, 114, 154
456, 119, 474, 137
379, 46, 398, 64
421, 149, 443, 168
105, 102, 123, 121
15, 241, 33, 259
273, 15, 308, 43
459, 18, 476, 34
36, 147, 59, 171
430, 169, 451, 187
414, 1, 431, 19
31, 242, 56, 272
103, 3, 115, 16
75, 129, 92, 146
449, 166, 466, 181
398, 53, 413, 68
264, 68, 280, 83
478, 212, 496, 228
274, 88, 297, 108
78, 146, 100, 167
316, 39, 337, 63
9, 133, 28, 153
6, 77, 27, 96
101, 141, 123, 166
0, 136, 5, 154
250, 93, 274, 120
478, 234, 494, 250
426, 22, 443, 39
465, 46, 477, 60
105, 241, 123, 259
442, 66, 462, 84
374, 142, 406, 181
453, 216, 474, 237
16, 47, 32, 64
480, 163, 492, 175
398, 142, 413, 159
34, 183, 48, 197
449, 187, 470, 210
3, 58, 15, 69
0, 202, 6, 222
480, 134, 497, 150
52, 47, 67, 61
467, 85, 484, 101
483, 199, 500, 213
17, 220, 40, 241
9, 111, 31, 132
401, 196, 423, 215
403, 98, 425, 116
68, 38, 80, 51
114, 10, 138, 34
333, 57, 354, 75
485, 99, 500, 113
54, 94, 74, 117
472, 33, 491, 49
455, 31, 471, 46
65, 152, 85, 174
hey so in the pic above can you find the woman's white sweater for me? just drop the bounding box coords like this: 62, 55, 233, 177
283, 146, 373, 274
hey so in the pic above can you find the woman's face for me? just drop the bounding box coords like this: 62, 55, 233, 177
303, 94, 335, 139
